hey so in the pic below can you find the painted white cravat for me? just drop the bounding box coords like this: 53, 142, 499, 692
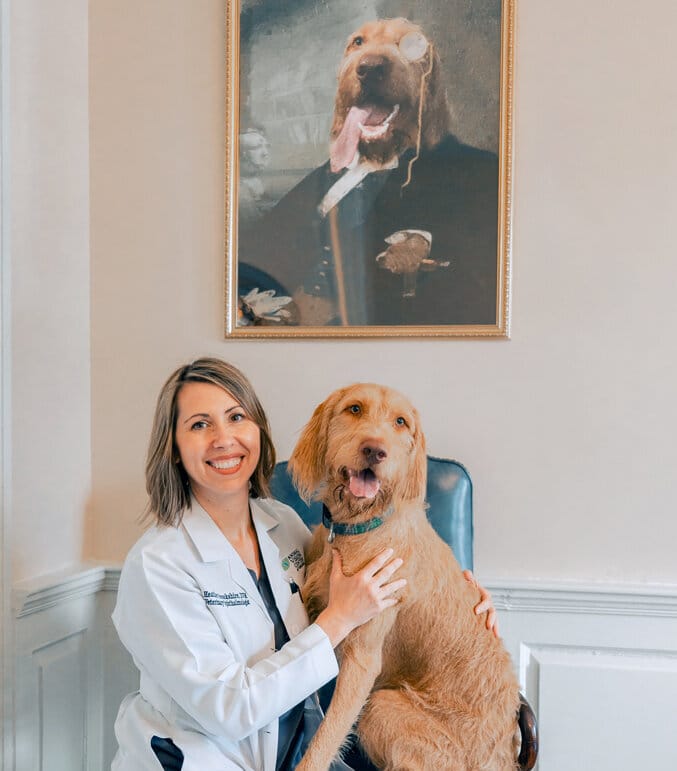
317, 153, 399, 218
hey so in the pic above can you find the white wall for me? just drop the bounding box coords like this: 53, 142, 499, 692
9, 0, 91, 582
89, 0, 677, 585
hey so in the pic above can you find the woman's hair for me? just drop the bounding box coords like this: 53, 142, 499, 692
145, 358, 276, 526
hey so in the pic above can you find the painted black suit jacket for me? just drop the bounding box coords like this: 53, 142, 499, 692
238, 134, 499, 327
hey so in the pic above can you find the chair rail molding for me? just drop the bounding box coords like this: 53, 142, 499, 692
486, 577, 677, 617
13, 564, 112, 619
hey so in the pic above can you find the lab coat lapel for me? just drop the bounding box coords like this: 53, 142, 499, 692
226, 549, 268, 617
182, 498, 267, 616
251, 500, 291, 619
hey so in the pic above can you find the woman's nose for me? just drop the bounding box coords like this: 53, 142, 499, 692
211, 422, 232, 447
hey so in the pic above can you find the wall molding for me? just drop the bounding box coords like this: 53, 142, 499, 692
13, 563, 120, 618
486, 578, 677, 618
14, 566, 677, 620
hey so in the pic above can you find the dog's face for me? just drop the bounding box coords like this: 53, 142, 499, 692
330, 18, 449, 172
289, 383, 427, 519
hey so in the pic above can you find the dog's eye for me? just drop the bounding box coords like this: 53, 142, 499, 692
347, 404, 361, 415
352, 36, 364, 47
395, 416, 407, 427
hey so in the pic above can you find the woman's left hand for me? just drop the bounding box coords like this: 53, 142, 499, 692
463, 570, 499, 638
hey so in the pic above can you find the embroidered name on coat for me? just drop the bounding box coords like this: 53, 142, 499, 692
203, 590, 250, 607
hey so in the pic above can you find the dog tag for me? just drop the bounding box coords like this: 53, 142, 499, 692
327, 523, 336, 543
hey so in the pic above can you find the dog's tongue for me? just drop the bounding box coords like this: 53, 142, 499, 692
348, 468, 380, 499
330, 105, 390, 172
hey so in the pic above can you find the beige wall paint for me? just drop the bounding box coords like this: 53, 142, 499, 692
10, 0, 91, 582
87, 0, 677, 584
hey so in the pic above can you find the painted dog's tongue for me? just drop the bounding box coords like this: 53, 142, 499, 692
330, 105, 390, 172
348, 468, 380, 499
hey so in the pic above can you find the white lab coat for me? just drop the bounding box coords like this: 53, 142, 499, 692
112, 496, 347, 771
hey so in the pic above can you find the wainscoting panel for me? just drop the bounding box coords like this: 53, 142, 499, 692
13, 566, 106, 771
33, 630, 88, 769
98, 587, 139, 768
488, 580, 677, 771
11, 568, 677, 771
525, 643, 677, 769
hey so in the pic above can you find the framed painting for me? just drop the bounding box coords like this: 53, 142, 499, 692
225, 0, 514, 338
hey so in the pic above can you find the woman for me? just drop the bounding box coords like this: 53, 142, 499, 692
112, 358, 406, 771
112, 358, 496, 770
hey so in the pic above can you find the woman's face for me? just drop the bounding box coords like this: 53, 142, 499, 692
174, 381, 261, 507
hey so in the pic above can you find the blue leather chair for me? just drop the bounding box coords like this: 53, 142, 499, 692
270, 455, 538, 771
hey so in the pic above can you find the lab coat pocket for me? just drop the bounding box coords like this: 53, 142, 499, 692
284, 590, 309, 639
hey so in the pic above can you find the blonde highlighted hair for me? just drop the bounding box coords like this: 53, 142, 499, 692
145, 358, 275, 526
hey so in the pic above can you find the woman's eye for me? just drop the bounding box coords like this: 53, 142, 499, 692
395, 416, 407, 427
230, 412, 246, 422
191, 420, 208, 430
348, 404, 361, 415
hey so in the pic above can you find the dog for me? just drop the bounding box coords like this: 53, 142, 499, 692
238, 17, 499, 327
288, 383, 520, 770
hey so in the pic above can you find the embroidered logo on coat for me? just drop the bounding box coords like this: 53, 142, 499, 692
282, 548, 304, 571
203, 590, 250, 607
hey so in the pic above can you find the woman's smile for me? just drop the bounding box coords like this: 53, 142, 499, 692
206, 455, 245, 473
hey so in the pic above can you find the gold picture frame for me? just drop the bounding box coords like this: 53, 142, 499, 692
225, 1, 514, 338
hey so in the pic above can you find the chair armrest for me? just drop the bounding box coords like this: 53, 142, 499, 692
517, 693, 539, 771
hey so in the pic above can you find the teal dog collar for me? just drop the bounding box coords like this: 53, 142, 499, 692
322, 504, 393, 543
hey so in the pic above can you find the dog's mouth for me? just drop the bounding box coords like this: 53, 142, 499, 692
357, 104, 400, 140
344, 467, 381, 499
330, 103, 399, 172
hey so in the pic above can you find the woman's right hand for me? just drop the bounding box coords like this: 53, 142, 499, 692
315, 548, 406, 647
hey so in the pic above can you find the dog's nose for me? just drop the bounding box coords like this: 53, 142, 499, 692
360, 442, 388, 464
356, 54, 390, 82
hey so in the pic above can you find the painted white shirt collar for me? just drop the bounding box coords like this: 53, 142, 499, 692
318, 152, 399, 219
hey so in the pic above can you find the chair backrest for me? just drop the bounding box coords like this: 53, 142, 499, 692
269, 455, 474, 572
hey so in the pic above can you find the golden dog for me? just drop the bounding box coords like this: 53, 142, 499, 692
289, 384, 520, 770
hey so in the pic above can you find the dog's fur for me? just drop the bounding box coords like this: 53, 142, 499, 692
330, 17, 450, 170
289, 384, 520, 771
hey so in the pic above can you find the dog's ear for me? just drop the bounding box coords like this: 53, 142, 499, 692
330, 90, 350, 143
421, 45, 451, 150
289, 392, 340, 502
402, 407, 427, 501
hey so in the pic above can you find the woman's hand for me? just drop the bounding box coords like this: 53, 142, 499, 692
463, 570, 499, 638
315, 548, 406, 647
